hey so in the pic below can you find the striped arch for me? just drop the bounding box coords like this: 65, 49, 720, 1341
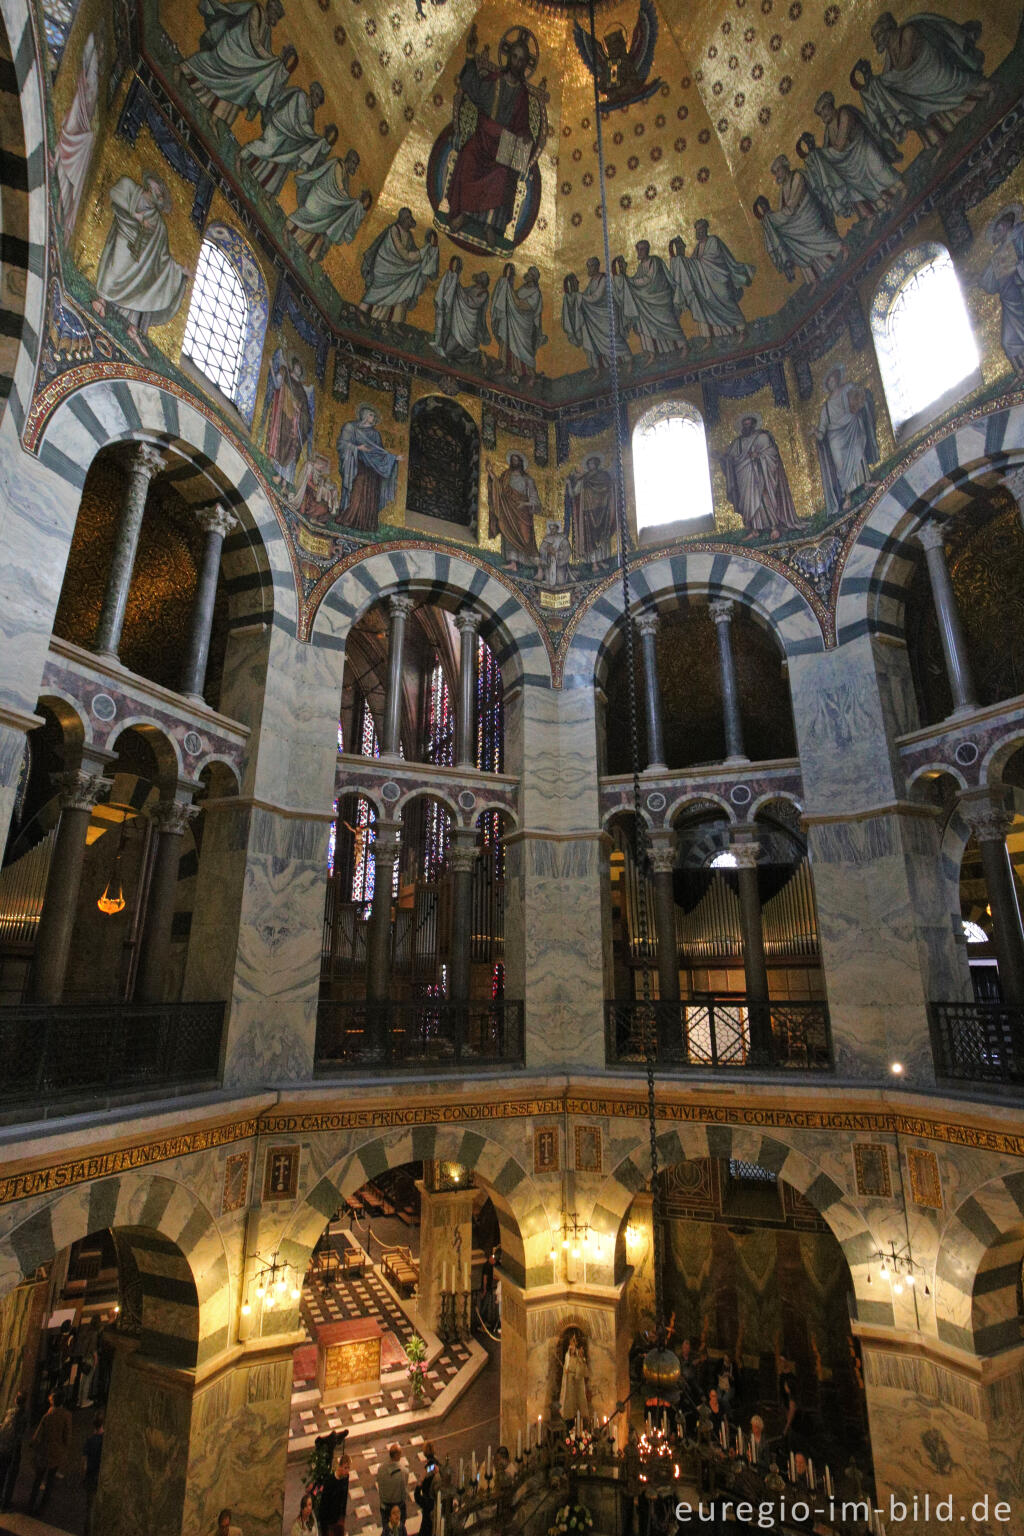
0, 0, 47, 436
563, 550, 824, 692
934, 1170, 1024, 1356
0, 1170, 232, 1367
31, 370, 298, 631
278, 1124, 552, 1291
834, 404, 1024, 646
589, 1122, 891, 1327
308, 547, 553, 691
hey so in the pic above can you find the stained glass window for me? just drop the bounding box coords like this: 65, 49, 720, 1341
326, 798, 339, 877
872, 245, 978, 431
422, 655, 454, 881
350, 692, 383, 912
633, 408, 714, 532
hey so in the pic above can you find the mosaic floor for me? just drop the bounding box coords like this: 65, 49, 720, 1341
289, 1264, 473, 1445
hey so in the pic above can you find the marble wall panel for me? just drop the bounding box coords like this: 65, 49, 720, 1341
416, 1184, 475, 1335
93, 1346, 193, 1536
183, 1352, 293, 1536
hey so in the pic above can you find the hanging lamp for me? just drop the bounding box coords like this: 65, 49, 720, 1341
582, 0, 680, 1397
97, 813, 129, 915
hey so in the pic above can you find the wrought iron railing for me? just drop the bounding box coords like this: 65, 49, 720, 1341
605, 995, 832, 1071
315, 998, 524, 1071
0, 1001, 225, 1112
929, 1001, 1024, 1084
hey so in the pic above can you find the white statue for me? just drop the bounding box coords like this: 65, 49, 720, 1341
537, 520, 572, 586
559, 1333, 590, 1423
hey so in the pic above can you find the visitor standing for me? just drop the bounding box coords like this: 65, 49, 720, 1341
82, 1410, 105, 1534
27, 1388, 72, 1515
291, 1491, 319, 1534
377, 1443, 408, 1531
0, 1390, 27, 1511
413, 1444, 438, 1536
319, 1450, 349, 1536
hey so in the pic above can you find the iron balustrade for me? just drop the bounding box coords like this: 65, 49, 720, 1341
605, 994, 832, 1071
929, 1001, 1024, 1084
315, 997, 523, 1071
0, 1001, 225, 1110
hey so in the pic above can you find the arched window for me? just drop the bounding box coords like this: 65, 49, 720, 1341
406, 397, 480, 529
632, 404, 714, 536
871, 244, 980, 435
181, 224, 268, 424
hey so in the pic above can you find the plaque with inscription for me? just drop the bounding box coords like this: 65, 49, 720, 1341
316, 1318, 383, 1405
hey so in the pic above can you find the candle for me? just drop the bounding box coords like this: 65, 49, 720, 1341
517, 1430, 522, 1461
439, 1521, 445, 1536
442, 1261, 448, 1293
824, 1466, 833, 1499
736, 1428, 743, 1457
537, 1415, 542, 1447
486, 1444, 492, 1475
807, 1458, 815, 1491
720, 1420, 727, 1450
576, 1411, 582, 1435
471, 1450, 476, 1480
459, 1458, 464, 1488
464, 1260, 470, 1291
788, 1452, 796, 1483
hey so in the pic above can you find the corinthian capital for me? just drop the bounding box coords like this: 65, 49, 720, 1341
150, 798, 200, 836
52, 769, 111, 812
960, 793, 1012, 844
195, 502, 238, 541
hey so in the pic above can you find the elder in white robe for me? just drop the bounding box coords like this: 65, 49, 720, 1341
56, 32, 100, 234
814, 366, 879, 516
858, 12, 990, 149
756, 158, 844, 286
432, 265, 490, 365
286, 150, 369, 258
620, 242, 686, 359
180, 0, 285, 126
717, 415, 801, 540
359, 211, 438, 323
676, 223, 754, 338
241, 81, 326, 195
491, 265, 546, 376
561, 258, 629, 372
92, 175, 189, 354
812, 93, 902, 220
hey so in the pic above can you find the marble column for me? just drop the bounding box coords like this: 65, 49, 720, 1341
136, 797, 199, 1004
857, 1328, 1023, 1536
381, 594, 414, 759
708, 599, 748, 763
415, 1180, 475, 1334
365, 819, 401, 1006
960, 793, 1024, 1008
94, 1333, 296, 1536
917, 520, 977, 717
29, 765, 111, 1004
448, 828, 478, 1007
634, 609, 667, 772
731, 831, 772, 1063
93, 442, 164, 661
648, 829, 680, 1010
181, 504, 238, 701
455, 609, 482, 769
1003, 465, 1024, 534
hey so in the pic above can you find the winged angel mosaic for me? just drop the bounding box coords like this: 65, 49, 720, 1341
573, 0, 661, 115
428, 24, 548, 255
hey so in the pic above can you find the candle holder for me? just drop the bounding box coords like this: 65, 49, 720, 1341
438, 1288, 458, 1344
458, 1286, 471, 1338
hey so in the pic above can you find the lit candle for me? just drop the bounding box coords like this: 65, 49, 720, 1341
537, 1415, 542, 1446
517, 1430, 523, 1461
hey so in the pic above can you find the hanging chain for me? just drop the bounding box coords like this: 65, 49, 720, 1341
587, 0, 662, 1333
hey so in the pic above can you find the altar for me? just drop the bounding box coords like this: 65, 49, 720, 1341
316, 1317, 384, 1405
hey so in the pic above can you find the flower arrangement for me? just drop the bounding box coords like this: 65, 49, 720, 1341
548, 1504, 594, 1534
565, 1425, 595, 1457
406, 1333, 428, 1402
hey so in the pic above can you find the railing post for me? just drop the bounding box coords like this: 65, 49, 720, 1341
731, 830, 772, 1065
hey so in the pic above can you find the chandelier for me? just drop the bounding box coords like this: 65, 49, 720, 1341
866, 1239, 930, 1297
241, 1250, 302, 1315
576, 0, 680, 1395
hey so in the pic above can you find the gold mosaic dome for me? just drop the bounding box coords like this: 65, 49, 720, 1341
142, 0, 1018, 384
